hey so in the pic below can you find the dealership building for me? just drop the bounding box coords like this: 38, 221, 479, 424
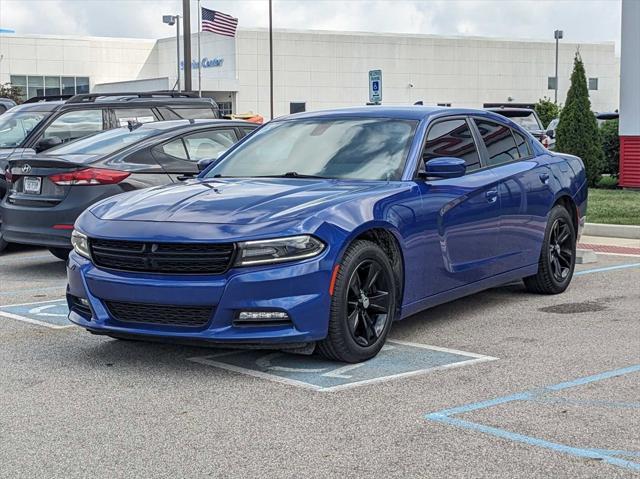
0, 28, 620, 118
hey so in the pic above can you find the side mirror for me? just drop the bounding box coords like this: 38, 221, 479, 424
35, 136, 63, 152
425, 157, 466, 179
197, 157, 216, 172
546, 129, 555, 139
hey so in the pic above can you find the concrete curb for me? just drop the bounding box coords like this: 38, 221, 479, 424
583, 223, 640, 240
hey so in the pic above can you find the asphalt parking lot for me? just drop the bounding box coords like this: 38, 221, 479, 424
1, 245, 639, 478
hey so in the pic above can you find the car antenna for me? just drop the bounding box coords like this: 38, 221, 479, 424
127, 120, 142, 132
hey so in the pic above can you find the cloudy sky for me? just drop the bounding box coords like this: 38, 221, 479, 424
0, 0, 622, 50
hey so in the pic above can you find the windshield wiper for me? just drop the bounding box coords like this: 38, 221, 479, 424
260, 171, 332, 179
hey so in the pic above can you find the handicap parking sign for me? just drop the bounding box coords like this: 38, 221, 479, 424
190, 340, 496, 392
369, 69, 382, 103
0, 299, 72, 328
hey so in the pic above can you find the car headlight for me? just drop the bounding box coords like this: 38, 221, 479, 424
234, 235, 325, 266
71, 230, 91, 260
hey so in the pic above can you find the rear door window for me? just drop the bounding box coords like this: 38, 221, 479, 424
113, 108, 158, 127
41, 109, 104, 143
512, 130, 531, 158
474, 119, 519, 166
158, 138, 188, 160
182, 129, 238, 161
424, 119, 481, 171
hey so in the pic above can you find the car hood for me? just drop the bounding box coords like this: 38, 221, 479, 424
90, 178, 383, 224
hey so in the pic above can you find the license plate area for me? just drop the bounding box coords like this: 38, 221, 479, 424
23, 176, 42, 195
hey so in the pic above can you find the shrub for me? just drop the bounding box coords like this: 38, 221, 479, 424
0, 83, 23, 104
555, 52, 605, 186
534, 97, 561, 129
599, 119, 620, 177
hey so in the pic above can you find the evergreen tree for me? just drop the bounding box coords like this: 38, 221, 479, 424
556, 52, 604, 186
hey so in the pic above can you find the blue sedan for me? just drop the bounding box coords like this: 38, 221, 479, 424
67, 107, 587, 362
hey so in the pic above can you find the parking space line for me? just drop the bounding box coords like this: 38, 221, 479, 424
425, 364, 640, 472
575, 262, 640, 276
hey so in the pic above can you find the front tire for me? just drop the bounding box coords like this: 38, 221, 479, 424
524, 205, 576, 294
48, 247, 72, 261
317, 240, 397, 363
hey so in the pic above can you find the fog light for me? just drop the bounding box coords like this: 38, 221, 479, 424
79, 298, 90, 306
238, 311, 290, 321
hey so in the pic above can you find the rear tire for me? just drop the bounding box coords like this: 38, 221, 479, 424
317, 240, 397, 363
48, 247, 72, 261
524, 205, 576, 294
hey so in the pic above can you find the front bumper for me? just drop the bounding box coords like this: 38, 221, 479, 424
66, 250, 333, 344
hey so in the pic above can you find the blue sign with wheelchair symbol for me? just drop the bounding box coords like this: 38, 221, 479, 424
0, 299, 72, 328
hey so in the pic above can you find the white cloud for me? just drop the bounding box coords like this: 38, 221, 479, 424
0, 0, 621, 50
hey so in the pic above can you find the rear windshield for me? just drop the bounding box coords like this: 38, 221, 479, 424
505, 114, 541, 132
44, 126, 159, 156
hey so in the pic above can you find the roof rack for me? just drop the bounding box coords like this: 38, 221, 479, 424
23, 94, 74, 104
66, 91, 200, 103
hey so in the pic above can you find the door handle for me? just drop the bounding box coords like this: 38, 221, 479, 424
539, 172, 550, 184
485, 190, 498, 203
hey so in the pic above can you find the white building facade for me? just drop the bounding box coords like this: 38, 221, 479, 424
0, 28, 619, 118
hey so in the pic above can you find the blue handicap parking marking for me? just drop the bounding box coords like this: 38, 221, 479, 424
425, 364, 640, 473
0, 298, 72, 328
189, 340, 497, 391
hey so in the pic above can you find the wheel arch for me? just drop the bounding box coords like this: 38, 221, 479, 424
553, 193, 579, 234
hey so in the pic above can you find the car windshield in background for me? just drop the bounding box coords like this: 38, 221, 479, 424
508, 114, 542, 132
44, 126, 159, 156
0, 111, 48, 148
207, 118, 417, 181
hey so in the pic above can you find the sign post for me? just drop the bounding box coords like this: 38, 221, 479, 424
368, 69, 382, 105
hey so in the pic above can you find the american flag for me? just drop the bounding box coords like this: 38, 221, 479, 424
201, 7, 238, 37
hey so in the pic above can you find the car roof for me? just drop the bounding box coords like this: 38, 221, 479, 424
9, 101, 64, 112
278, 106, 490, 121
485, 107, 535, 116
132, 119, 253, 131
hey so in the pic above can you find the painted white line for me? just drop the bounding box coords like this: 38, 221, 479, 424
0, 297, 66, 308
0, 310, 74, 330
321, 356, 497, 392
388, 339, 499, 360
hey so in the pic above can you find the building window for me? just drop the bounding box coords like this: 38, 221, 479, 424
437, 103, 452, 107
547, 76, 557, 90
588, 78, 599, 91
290, 102, 306, 114
9, 75, 91, 101
217, 101, 233, 116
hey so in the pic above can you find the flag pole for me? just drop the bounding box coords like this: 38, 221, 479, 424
269, 0, 274, 119
197, 0, 202, 97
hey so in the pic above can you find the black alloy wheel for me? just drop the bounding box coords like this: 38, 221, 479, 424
524, 204, 576, 294
317, 240, 397, 363
346, 260, 392, 347
548, 217, 574, 282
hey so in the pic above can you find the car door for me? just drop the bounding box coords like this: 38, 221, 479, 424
412, 117, 502, 299
152, 127, 239, 181
471, 117, 555, 272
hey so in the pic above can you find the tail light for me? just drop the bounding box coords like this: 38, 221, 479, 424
4, 169, 12, 183
49, 168, 130, 186
541, 135, 550, 148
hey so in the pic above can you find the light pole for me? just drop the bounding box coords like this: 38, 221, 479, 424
554, 29, 563, 104
163, 15, 181, 92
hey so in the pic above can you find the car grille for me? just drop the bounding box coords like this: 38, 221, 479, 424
106, 301, 213, 327
89, 239, 235, 274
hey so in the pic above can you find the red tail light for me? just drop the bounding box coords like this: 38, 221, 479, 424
49, 168, 130, 186
541, 135, 550, 148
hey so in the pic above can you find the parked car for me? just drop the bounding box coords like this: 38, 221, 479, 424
486, 107, 551, 149
546, 118, 559, 150
0, 98, 17, 115
2, 119, 256, 258
66, 106, 587, 363
0, 91, 220, 252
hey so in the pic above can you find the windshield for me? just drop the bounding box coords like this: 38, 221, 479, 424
207, 118, 417, 180
508, 114, 542, 132
44, 126, 159, 156
0, 110, 48, 148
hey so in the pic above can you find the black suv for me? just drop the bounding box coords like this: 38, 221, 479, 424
0, 91, 219, 196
